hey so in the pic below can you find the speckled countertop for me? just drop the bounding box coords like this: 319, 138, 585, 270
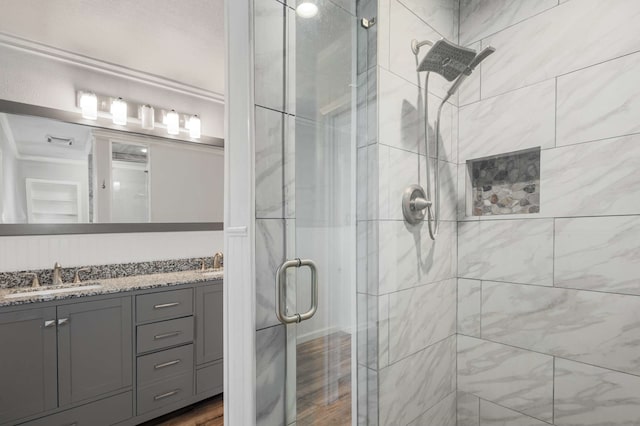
0, 269, 223, 308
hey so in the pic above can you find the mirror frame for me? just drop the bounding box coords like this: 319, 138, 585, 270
0, 99, 224, 235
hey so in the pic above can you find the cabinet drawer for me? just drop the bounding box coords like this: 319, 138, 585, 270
137, 316, 194, 354
137, 373, 193, 415
136, 288, 193, 323
196, 360, 223, 395
137, 344, 194, 387
20, 391, 132, 426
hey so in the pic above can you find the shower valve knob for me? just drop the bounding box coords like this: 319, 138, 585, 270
402, 184, 429, 225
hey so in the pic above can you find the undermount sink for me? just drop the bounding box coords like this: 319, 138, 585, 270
5, 284, 102, 299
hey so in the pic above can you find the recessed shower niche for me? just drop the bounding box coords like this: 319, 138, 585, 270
467, 148, 541, 216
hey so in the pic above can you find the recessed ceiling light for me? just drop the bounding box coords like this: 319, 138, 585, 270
296, 2, 318, 18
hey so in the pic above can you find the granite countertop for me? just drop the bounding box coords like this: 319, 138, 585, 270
0, 269, 223, 308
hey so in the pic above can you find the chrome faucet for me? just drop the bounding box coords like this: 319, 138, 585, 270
213, 252, 224, 270
53, 262, 64, 285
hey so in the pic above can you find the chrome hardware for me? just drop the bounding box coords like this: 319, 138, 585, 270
153, 302, 180, 309
73, 267, 90, 284
22, 272, 40, 288
213, 252, 224, 270
361, 17, 376, 29
275, 258, 318, 325
154, 359, 181, 370
153, 389, 181, 401
402, 184, 429, 224
44, 320, 56, 328
153, 331, 181, 340
53, 262, 63, 285
57, 318, 69, 326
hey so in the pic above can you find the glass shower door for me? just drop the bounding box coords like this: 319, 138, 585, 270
276, 1, 357, 424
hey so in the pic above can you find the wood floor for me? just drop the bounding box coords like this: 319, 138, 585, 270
143, 332, 351, 425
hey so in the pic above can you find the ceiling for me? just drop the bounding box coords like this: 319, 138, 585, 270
4, 113, 92, 160
0, 0, 226, 95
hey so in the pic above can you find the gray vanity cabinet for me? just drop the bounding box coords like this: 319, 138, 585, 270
196, 283, 223, 365
0, 307, 57, 424
57, 297, 132, 406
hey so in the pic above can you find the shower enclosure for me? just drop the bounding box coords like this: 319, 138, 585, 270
253, 1, 357, 424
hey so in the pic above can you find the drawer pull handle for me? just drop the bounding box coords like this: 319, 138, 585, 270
44, 320, 56, 328
57, 318, 69, 326
154, 331, 182, 340
154, 389, 181, 401
154, 302, 180, 309
154, 359, 182, 369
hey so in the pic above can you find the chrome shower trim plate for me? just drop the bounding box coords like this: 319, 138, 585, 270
402, 184, 429, 224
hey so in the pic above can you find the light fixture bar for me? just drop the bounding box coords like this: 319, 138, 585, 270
75, 91, 202, 139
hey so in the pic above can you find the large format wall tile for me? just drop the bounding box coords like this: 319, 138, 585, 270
378, 220, 456, 294
256, 325, 286, 426
557, 50, 640, 146
457, 392, 480, 426
398, 0, 458, 41
378, 67, 454, 160
540, 135, 640, 217
387, 279, 456, 363
480, 400, 550, 426
457, 336, 554, 422
458, 79, 555, 162
457, 278, 481, 337
459, 0, 557, 45
379, 335, 456, 426
458, 219, 554, 286
555, 359, 640, 426
407, 391, 456, 426
482, 281, 640, 376
255, 106, 284, 219
254, 0, 285, 112
555, 216, 640, 295
255, 219, 285, 330
481, 0, 640, 98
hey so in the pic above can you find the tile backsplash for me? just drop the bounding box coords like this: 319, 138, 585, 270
469, 149, 540, 216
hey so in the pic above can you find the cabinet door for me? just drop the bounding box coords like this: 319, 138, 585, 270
196, 283, 223, 365
57, 297, 132, 406
0, 306, 57, 424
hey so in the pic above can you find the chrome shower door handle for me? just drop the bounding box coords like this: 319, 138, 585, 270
275, 258, 319, 325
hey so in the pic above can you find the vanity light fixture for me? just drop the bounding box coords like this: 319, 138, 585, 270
296, 2, 318, 18
139, 104, 155, 130
110, 97, 127, 125
79, 92, 98, 120
166, 110, 180, 135
188, 114, 201, 139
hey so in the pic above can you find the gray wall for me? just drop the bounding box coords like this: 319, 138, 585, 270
456, 0, 640, 425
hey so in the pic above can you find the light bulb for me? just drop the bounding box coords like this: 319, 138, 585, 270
166, 110, 179, 135
80, 92, 98, 120
296, 2, 318, 18
188, 115, 201, 139
140, 104, 155, 130
110, 97, 127, 125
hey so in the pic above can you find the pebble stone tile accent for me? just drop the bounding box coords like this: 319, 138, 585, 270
470, 149, 541, 216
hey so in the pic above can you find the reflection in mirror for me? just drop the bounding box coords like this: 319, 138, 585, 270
0, 112, 223, 224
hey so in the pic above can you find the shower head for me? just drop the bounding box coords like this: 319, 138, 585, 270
416, 39, 477, 81
445, 46, 496, 98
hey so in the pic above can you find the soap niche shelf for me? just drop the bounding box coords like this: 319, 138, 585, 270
466, 148, 541, 217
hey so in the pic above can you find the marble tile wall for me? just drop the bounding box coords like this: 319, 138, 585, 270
364, 0, 460, 424
456, 1, 640, 424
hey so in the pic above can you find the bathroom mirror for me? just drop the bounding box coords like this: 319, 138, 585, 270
0, 109, 224, 235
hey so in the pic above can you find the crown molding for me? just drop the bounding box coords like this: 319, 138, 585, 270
0, 32, 225, 104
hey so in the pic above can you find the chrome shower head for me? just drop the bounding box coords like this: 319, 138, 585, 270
445, 46, 496, 98
416, 39, 477, 81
